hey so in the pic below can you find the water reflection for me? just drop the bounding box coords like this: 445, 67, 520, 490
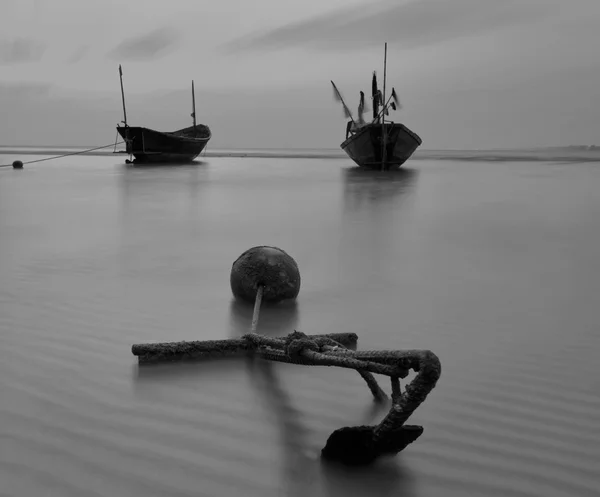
248, 357, 415, 497
118, 161, 208, 218
320, 458, 416, 497
115, 161, 211, 277
341, 167, 419, 213
338, 167, 420, 283
228, 298, 299, 338
248, 360, 318, 497
123, 159, 208, 168
133, 357, 241, 385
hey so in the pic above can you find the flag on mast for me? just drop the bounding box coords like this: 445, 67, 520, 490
331, 80, 353, 119
391, 87, 400, 106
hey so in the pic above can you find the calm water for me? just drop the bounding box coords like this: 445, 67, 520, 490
1, 155, 599, 497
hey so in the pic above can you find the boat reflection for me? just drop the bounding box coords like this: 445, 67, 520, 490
338, 167, 420, 284
341, 167, 419, 213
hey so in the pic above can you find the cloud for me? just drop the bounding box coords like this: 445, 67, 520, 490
3, 64, 600, 150
0, 82, 52, 99
223, 0, 557, 53
108, 27, 180, 61
0, 38, 45, 65
67, 45, 90, 64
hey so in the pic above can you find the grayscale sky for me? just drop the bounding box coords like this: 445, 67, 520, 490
1, 0, 599, 149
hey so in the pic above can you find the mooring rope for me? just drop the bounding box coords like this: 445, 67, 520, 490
0, 141, 126, 168
250, 285, 264, 334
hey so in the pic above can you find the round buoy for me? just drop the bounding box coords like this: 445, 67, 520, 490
230, 246, 301, 304
12, 160, 23, 169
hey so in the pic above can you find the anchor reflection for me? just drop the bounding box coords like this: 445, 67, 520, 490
228, 298, 299, 338
248, 353, 416, 497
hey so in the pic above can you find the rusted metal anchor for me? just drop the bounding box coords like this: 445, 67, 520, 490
131, 246, 441, 466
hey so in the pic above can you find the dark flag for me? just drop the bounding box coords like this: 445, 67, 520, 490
372, 72, 379, 119
331, 80, 353, 119
358, 91, 366, 123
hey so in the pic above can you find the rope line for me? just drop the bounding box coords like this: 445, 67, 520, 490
1, 141, 126, 168
250, 285, 264, 334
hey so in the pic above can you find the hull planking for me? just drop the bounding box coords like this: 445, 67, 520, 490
341, 122, 422, 170
116, 124, 211, 164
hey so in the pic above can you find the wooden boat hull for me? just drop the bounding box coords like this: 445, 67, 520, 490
341, 122, 422, 170
116, 124, 211, 164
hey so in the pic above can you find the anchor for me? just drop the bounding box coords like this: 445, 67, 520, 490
131, 246, 441, 466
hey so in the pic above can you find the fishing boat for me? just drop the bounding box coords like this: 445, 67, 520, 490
331, 43, 422, 170
115, 65, 211, 164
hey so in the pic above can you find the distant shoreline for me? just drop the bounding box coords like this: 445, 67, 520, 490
2, 147, 600, 163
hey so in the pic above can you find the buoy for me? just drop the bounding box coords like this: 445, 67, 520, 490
12, 160, 23, 169
230, 246, 301, 304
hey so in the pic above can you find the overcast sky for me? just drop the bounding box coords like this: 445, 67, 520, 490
1, 0, 600, 149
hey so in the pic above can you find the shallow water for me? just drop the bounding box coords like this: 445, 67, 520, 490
1, 155, 599, 497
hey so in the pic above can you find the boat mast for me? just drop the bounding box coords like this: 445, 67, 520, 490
191, 80, 197, 130
119, 65, 128, 127
381, 43, 387, 171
